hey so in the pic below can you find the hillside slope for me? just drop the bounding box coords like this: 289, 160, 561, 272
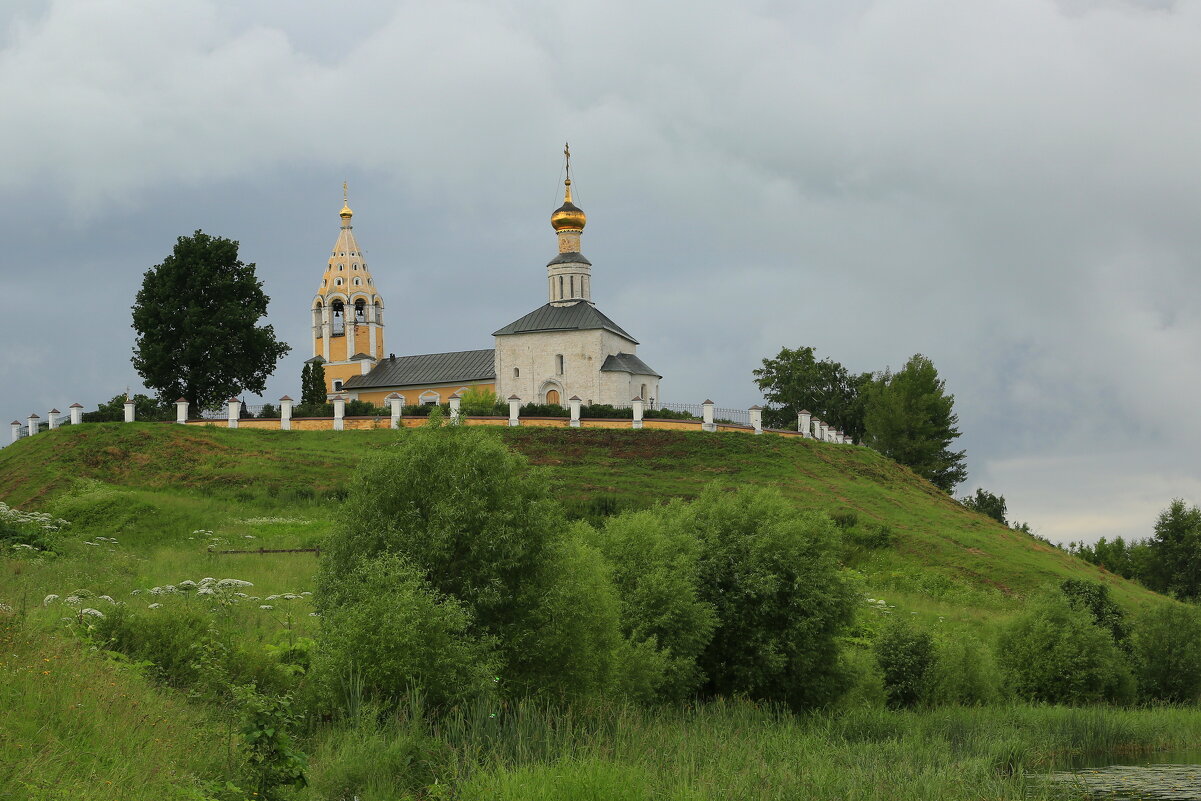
0, 423, 1164, 623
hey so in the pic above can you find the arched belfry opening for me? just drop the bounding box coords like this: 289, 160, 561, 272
331, 300, 345, 336
354, 298, 366, 323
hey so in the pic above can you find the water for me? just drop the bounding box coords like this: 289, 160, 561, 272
1045, 750, 1201, 799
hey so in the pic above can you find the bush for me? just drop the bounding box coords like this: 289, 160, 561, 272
81, 393, 173, 422
997, 592, 1135, 704
590, 509, 717, 702
873, 618, 936, 708
927, 632, 999, 705
848, 523, 894, 550
344, 400, 387, 417
459, 387, 501, 416
519, 402, 569, 418
1060, 579, 1131, 652
1133, 603, 1201, 703
293, 402, 333, 418
319, 426, 636, 699
257, 403, 280, 419
311, 553, 498, 712
687, 487, 856, 709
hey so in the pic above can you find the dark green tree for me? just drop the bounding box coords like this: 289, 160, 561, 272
752, 346, 869, 440
961, 488, 1008, 525
1134, 603, 1201, 703
131, 230, 290, 411
1146, 499, 1201, 600
874, 618, 937, 708
302, 359, 327, 405
863, 354, 967, 493
1059, 579, 1131, 653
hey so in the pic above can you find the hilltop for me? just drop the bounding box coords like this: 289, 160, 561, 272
0, 422, 1164, 626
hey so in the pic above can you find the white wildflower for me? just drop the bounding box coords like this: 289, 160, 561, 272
83, 541, 99, 546
259, 605, 274, 610
234, 592, 248, 598
217, 579, 253, 588
177, 580, 197, 589
148, 603, 163, 609
265, 595, 280, 601
98, 595, 116, 605
196, 587, 216, 596
198, 577, 216, 587
64, 596, 82, 606
309, 612, 320, 617
300, 591, 312, 597
281, 594, 300, 601
80, 608, 105, 619
130, 589, 142, 596
43, 594, 59, 606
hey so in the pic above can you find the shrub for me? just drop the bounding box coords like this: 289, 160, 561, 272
81, 393, 173, 422
344, 399, 387, 417
687, 487, 856, 709
257, 403, 280, 419
997, 592, 1135, 704
459, 387, 501, 415
233, 684, 308, 800
590, 508, 717, 702
848, 523, 894, 550
873, 618, 936, 708
927, 632, 999, 705
311, 553, 498, 712
829, 509, 859, 529
1133, 603, 1201, 703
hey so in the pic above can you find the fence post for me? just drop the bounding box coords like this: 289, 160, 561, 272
749, 405, 763, 434
631, 396, 644, 429
48, 409, 60, 430
332, 395, 345, 431
569, 396, 582, 428
226, 397, 240, 429
448, 393, 462, 424
11, 421, 21, 442
27, 413, 40, 435
279, 396, 293, 431
702, 400, 715, 432
123, 397, 135, 423
798, 410, 811, 438
69, 403, 83, 425
387, 393, 402, 429
176, 398, 189, 425
813, 418, 823, 441
508, 395, 521, 427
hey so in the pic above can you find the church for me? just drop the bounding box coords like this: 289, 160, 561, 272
308, 151, 662, 409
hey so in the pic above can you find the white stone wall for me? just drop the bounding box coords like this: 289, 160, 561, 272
494, 327, 655, 407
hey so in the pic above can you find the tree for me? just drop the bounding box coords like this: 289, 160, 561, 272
1146, 499, 1201, 600
301, 360, 327, 405
1059, 579, 1131, 653
873, 618, 936, 708
82, 392, 172, 423
862, 354, 967, 493
752, 346, 869, 440
132, 230, 290, 411
961, 488, 1007, 525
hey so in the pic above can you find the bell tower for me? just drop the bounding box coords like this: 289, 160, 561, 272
311, 184, 386, 394
547, 143, 592, 306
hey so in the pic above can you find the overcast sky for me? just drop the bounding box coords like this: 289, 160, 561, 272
2, 0, 1199, 544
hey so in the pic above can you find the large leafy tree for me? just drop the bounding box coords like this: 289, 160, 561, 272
752, 346, 870, 440
1146, 499, 1201, 600
961, 488, 1007, 525
863, 354, 967, 493
132, 230, 290, 411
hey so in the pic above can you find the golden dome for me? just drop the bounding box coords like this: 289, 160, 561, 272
551, 179, 586, 231
340, 202, 353, 218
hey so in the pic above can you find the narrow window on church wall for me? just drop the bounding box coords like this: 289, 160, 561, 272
569, 276, 574, 297
558, 276, 564, 299
556, 354, 564, 375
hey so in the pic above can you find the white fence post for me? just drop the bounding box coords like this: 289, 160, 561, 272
631, 396, 644, 429
813, 419, 823, 441
508, 395, 521, 427
702, 400, 715, 432
448, 393, 462, 424
123, 397, 135, 423
69, 403, 83, 425
332, 395, 345, 431
227, 397, 240, 429
749, 405, 763, 434
279, 396, 293, 431
798, 410, 811, 437
27, 413, 39, 435
11, 421, 21, 442
48, 409, 60, 430
569, 396, 582, 428
387, 393, 402, 429
176, 398, 189, 424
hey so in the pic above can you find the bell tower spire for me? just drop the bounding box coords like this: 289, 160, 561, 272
311, 184, 386, 394
547, 143, 592, 306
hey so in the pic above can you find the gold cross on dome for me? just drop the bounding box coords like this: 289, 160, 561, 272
563, 142, 571, 181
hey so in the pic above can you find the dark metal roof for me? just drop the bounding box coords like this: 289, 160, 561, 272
547, 251, 592, 267
492, 301, 637, 342
343, 349, 496, 390
600, 352, 661, 378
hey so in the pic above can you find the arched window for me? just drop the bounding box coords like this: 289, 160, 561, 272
569, 275, 574, 297
513, 367, 520, 378
352, 263, 358, 270
420, 390, 440, 406
367, 277, 372, 285
640, 383, 648, 401
354, 298, 366, 322
558, 275, 564, 299
353, 277, 361, 286
555, 354, 564, 375
335, 278, 343, 286
332, 379, 343, 392
332, 300, 345, 335
338, 265, 344, 271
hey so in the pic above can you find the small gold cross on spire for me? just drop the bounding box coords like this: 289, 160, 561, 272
563, 142, 572, 184
343, 181, 349, 204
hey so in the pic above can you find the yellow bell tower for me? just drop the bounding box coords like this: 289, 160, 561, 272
310, 184, 386, 394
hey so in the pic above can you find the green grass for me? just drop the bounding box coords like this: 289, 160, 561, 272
1, 422, 1199, 799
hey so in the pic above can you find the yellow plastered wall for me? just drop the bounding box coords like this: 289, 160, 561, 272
352, 381, 496, 406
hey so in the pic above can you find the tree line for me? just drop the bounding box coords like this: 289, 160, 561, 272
754, 347, 967, 492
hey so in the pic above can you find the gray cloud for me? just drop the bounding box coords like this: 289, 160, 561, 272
2, 0, 1199, 544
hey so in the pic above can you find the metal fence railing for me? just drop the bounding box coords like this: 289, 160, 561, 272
661, 402, 705, 418
713, 407, 751, 426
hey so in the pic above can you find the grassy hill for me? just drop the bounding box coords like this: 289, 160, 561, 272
0, 421, 1163, 621
0, 422, 1192, 801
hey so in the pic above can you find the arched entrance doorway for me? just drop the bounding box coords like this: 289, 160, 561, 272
545, 389, 561, 406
